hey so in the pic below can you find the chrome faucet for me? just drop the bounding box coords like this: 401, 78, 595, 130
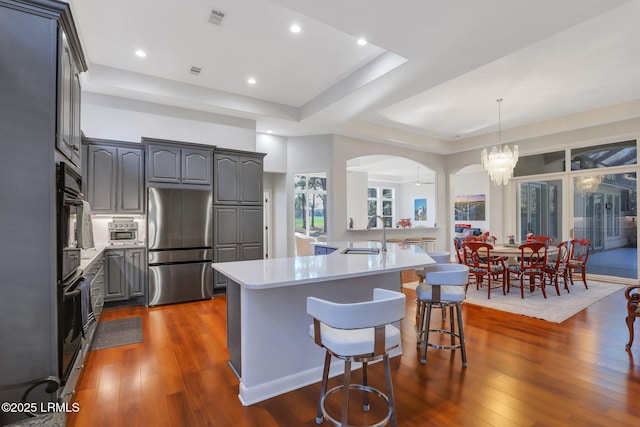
367, 215, 387, 252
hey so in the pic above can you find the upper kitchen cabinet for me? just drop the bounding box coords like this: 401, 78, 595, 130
84, 139, 144, 214
57, 30, 83, 167
144, 138, 212, 186
214, 149, 265, 205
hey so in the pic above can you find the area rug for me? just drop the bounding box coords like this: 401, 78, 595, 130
403, 280, 625, 323
91, 317, 142, 350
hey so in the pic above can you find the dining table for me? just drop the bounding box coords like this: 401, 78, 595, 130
491, 244, 558, 263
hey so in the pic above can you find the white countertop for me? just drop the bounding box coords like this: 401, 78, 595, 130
211, 241, 434, 289
79, 243, 146, 271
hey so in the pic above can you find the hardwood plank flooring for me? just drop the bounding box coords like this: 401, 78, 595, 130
67, 276, 640, 426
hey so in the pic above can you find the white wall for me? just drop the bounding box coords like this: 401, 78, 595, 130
452, 169, 491, 232
257, 133, 287, 173
398, 182, 437, 228
81, 92, 256, 150
346, 171, 369, 229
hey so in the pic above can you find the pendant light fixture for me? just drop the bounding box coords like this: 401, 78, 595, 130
481, 98, 519, 185
575, 175, 603, 193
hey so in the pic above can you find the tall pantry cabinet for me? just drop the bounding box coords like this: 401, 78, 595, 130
213, 149, 266, 290
0, 0, 87, 422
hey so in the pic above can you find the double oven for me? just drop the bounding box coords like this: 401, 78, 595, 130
57, 162, 84, 384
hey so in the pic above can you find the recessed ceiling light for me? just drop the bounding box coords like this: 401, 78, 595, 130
290, 24, 301, 33
247, 77, 257, 85
135, 49, 146, 58
357, 38, 367, 46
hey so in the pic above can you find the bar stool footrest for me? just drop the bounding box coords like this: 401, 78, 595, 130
423, 328, 463, 351
319, 383, 393, 427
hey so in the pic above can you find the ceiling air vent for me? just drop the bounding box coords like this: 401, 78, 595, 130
208, 9, 226, 26
190, 66, 202, 76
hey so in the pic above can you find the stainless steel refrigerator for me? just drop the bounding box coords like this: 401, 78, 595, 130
147, 187, 213, 306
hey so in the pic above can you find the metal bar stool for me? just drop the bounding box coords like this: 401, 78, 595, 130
415, 251, 450, 327
416, 264, 469, 367
307, 288, 406, 427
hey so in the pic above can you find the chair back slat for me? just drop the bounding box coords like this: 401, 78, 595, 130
461, 241, 493, 272
518, 242, 548, 274
570, 239, 591, 263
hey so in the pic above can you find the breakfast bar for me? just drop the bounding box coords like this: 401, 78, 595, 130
212, 241, 435, 405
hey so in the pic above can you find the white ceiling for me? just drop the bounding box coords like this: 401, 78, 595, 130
65, 0, 640, 152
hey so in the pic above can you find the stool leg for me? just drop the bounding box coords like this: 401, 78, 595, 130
316, 351, 331, 424
456, 303, 468, 368
383, 353, 397, 427
420, 303, 432, 364
362, 361, 370, 411
342, 360, 352, 426
416, 300, 426, 348
441, 304, 447, 323
449, 304, 455, 350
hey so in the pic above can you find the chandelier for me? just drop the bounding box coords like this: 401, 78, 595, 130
481, 98, 519, 185
575, 175, 602, 193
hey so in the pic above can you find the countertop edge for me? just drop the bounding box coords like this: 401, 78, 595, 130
212, 241, 434, 289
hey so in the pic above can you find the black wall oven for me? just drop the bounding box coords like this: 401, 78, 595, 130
58, 162, 82, 282
57, 162, 83, 384
58, 271, 83, 384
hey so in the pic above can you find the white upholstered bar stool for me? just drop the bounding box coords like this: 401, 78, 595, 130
416, 264, 469, 367
307, 288, 406, 427
415, 251, 450, 326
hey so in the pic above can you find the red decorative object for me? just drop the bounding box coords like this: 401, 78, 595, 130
397, 218, 412, 228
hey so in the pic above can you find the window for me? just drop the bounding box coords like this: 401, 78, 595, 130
514, 151, 565, 177
294, 173, 327, 239
571, 140, 637, 170
367, 187, 394, 228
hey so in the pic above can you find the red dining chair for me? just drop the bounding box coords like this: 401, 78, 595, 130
531, 235, 554, 245
568, 239, 591, 289
461, 242, 506, 299
507, 242, 549, 298
544, 241, 570, 294
453, 238, 464, 264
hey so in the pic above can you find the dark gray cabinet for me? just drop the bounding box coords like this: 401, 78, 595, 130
104, 248, 146, 302
214, 151, 263, 204
82, 254, 105, 357
213, 149, 265, 290
213, 205, 264, 287
57, 31, 82, 167
85, 140, 144, 214
0, 0, 86, 415
147, 143, 211, 185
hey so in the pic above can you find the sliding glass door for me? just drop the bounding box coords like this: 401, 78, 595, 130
516, 179, 562, 243
572, 172, 637, 279
512, 141, 638, 281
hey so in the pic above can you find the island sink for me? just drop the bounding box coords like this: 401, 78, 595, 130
341, 247, 380, 254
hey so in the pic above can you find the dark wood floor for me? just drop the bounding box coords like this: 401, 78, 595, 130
68, 273, 640, 426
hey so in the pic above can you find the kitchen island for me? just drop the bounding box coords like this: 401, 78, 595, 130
212, 241, 435, 405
